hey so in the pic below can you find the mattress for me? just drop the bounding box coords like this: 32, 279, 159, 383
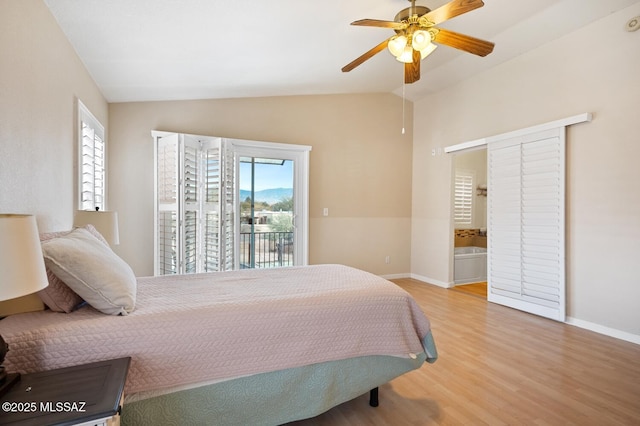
1, 264, 437, 397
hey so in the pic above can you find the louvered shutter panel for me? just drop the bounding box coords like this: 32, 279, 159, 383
79, 104, 106, 211
157, 134, 180, 274
182, 137, 200, 274
202, 139, 222, 272
221, 141, 236, 270
488, 128, 565, 321
488, 144, 522, 295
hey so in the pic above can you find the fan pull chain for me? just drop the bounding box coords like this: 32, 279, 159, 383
402, 73, 406, 135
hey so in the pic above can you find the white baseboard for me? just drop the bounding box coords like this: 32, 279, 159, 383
380, 273, 411, 280
379, 272, 453, 288
565, 317, 640, 346
382, 272, 639, 346
409, 273, 454, 289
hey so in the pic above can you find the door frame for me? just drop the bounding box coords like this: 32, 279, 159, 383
228, 138, 311, 269
444, 113, 592, 321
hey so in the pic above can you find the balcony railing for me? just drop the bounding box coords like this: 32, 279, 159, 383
239, 231, 293, 269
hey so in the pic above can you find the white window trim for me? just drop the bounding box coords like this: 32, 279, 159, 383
78, 100, 106, 211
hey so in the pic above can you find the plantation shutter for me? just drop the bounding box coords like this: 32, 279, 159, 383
182, 136, 201, 274
454, 170, 474, 226
156, 133, 180, 274
488, 128, 565, 321
154, 132, 234, 275
220, 143, 236, 270
79, 102, 106, 211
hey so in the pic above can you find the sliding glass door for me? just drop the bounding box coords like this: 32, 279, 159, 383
239, 157, 294, 268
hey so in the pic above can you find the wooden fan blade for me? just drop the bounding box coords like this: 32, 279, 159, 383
351, 19, 408, 30
342, 39, 390, 73
433, 28, 494, 57
404, 49, 421, 84
422, 0, 485, 26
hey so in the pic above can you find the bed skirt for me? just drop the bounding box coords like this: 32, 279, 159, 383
121, 352, 427, 426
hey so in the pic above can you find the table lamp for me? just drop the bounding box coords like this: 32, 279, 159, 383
0, 214, 49, 397
74, 208, 120, 246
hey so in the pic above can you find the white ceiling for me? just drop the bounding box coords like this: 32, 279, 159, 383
44, 0, 639, 103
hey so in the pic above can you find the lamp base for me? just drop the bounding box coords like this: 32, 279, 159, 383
0, 370, 21, 398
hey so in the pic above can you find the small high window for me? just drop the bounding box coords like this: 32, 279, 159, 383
78, 100, 106, 211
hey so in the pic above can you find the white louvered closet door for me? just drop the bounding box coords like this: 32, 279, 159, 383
488, 128, 566, 321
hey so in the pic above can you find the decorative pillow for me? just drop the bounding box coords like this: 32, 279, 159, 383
37, 225, 108, 313
41, 227, 136, 315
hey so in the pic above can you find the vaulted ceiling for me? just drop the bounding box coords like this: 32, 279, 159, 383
44, 0, 640, 103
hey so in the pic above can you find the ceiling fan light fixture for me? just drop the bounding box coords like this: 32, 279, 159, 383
388, 35, 408, 57
396, 46, 414, 63
420, 42, 438, 59
411, 30, 432, 51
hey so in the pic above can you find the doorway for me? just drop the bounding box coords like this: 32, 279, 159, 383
452, 148, 488, 297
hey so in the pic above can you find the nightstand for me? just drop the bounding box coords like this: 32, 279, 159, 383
0, 357, 130, 426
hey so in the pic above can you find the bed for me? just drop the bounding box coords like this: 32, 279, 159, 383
1, 228, 437, 425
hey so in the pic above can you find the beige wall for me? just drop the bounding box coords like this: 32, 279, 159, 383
0, 0, 107, 231
412, 3, 640, 339
108, 94, 413, 276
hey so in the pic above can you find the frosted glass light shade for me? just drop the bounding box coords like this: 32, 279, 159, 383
74, 210, 120, 245
420, 42, 438, 59
411, 30, 432, 51
388, 35, 408, 57
0, 214, 49, 301
396, 46, 415, 63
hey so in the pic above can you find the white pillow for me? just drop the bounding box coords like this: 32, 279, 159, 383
41, 227, 136, 315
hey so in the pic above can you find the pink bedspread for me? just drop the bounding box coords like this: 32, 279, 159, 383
1, 265, 434, 395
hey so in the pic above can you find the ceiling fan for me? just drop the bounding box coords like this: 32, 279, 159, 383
342, 0, 495, 84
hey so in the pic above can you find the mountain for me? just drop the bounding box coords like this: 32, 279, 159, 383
239, 188, 292, 204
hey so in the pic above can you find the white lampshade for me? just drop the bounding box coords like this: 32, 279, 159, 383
387, 35, 408, 57
0, 215, 49, 301
411, 30, 432, 51
396, 46, 415, 63
74, 210, 120, 245
420, 42, 438, 59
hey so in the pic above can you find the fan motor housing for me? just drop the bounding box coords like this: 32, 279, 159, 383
395, 5, 430, 22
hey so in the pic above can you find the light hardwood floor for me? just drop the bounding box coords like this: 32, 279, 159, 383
289, 278, 640, 425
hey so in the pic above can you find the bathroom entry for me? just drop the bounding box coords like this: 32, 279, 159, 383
453, 148, 488, 295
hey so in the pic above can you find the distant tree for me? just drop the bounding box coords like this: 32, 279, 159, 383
270, 213, 293, 233
271, 197, 293, 212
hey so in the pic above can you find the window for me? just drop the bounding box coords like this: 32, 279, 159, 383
78, 101, 106, 211
153, 131, 310, 275
454, 169, 474, 226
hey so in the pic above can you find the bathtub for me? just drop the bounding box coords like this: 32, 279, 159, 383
454, 246, 487, 285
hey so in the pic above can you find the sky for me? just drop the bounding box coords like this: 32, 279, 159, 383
239, 159, 293, 191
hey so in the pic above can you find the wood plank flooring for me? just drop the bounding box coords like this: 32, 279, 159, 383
450, 282, 487, 298
288, 278, 640, 425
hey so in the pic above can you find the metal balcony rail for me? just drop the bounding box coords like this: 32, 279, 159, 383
239, 231, 294, 269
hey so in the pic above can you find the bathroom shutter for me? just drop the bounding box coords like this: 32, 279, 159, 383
488, 127, 566, 321
454, 170, 474, 226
